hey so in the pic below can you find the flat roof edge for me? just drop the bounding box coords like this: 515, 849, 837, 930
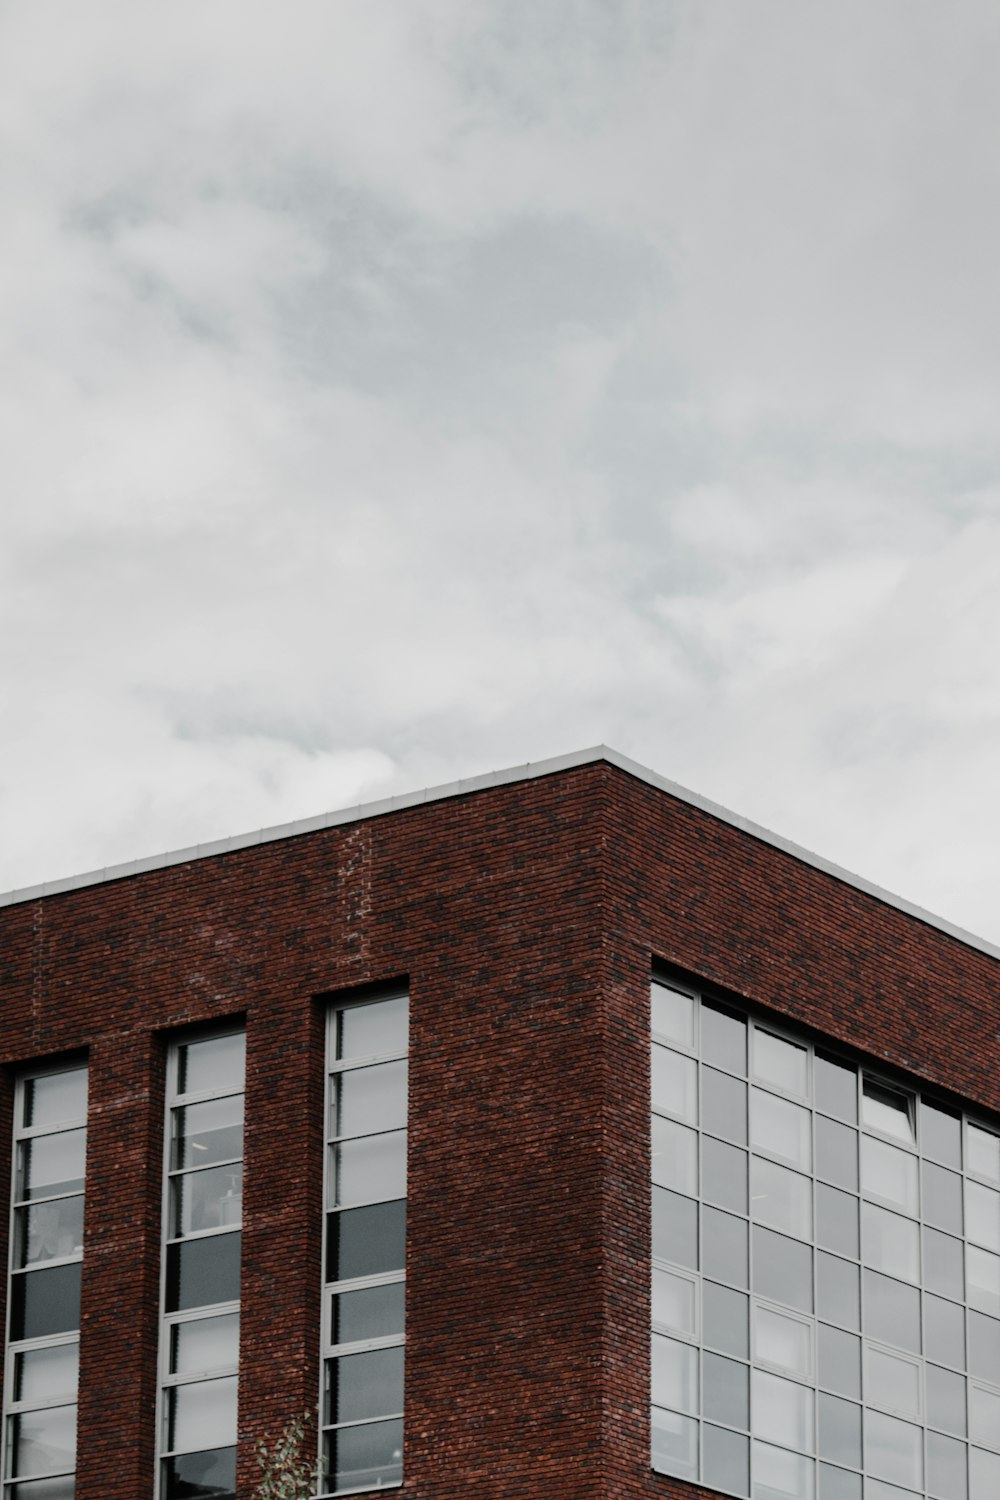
1, 745, 997, 965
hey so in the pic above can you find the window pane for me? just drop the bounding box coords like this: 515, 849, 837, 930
924, 1227, 965, 1301
333, 1060, 408, 1139
167, 1376, 238, 1453
328, 1200, 406, 1282
336, 996, 409, 1061
816, 1184, 859, 1259
861, 1136, 917, 1214
968, 1245, 1000, 1317
924, 1162, 963, 1235
651, 1268, 696, 1337
333, 1130, 407, 1208
818, 1465, 861, 1500
702, 1003, 747, 1075
651, 1334, 698, 1415
16, 1132, 86, 1202
968, 1124, 1000, 1184
751, 1158, 811, 1239
864, 1270, 920, 1354
755, 1031, 808, 1097
324, 1418, 403, 1493
16, 1196, 84, 1266
926, 1363, 966, 1435
170, 1314, 240, 1376
817, 1253, 860, 1330
163, 1446, 235, 1500
867, 1346, 921, 1419
753, 1226, 812, 1313
703, 1205, 748, 1287
752, 1439, 814, 1499
650, 1406, 697, 1480
704, 1352, 748, 1429
704, 1424, 749, 1497
752, 1368, 813, 1450
968, 1311, 1000, 1384
703, 1137, 748, 1214
651, 1046, 697, 1124
966, 1180, 1000, 1252
970, 1383, 1000, 1448
866, 1482, 921, 1500
178, 1033, 245, 1096
818, 1393, 861, 1468
755, 1304, 811, 1379
651, 1188, 698, 1271
171, 1165, 243, 1237
865, 1409, 923, 1489
818, 1324, 860, 1398
816, 1117, 858, 1192
924, 1293, 966, 1369
927, 1430, 968, 1500
14, 1343, 78, 1404
651, 1117, 697, 1196
862, 1081, 914, 1144
10, 1264, 81, 1340
921, 1101, 962, 1169
9, 1406, 76, 1478
815, 1054, 857, 1123
863, 1204, 919, 1283
704, 1282, 749, 1358
704, 1068, 747, 1145
751, 1089, 811, 1170
9, 1479, 77, 1500
166, 1233, 241, 1314
327, 1347, 404, 1425
650, 983, 695, 1049
171, 1097, 243, 1172
971, 1446, 1000, 1500
332, 1283, 405, 1346
23, 1070, 87, 1130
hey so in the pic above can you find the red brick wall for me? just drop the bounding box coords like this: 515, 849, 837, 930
0, 759, 997, 1499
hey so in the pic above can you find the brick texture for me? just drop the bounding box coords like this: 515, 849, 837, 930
0, 759, 997, 1500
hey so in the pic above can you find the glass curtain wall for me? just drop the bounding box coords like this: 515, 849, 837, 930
322, 991, 408, 1495
650, 974, 1000, 1500
3, 1063, 88, 1500
159, 1031, 245, 1500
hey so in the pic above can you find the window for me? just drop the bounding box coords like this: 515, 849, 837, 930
158, 1030, 245, 1500
650, 974, 1000, 1500
3, 1064, 88, 1500
322, 991, 408, 1495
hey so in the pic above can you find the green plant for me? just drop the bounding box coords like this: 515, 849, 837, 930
254, 1409, 321, 1500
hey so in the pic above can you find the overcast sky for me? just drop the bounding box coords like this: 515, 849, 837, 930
3, 3, 1000, 944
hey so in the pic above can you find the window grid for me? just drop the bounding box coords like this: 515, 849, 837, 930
2, 1063, 88, 1500
320, 991, 408, 1497
157, 1029, 245, 1500
650, 975, 1000, 1500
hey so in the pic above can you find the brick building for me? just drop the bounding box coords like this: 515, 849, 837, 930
0, 746, 998, 1500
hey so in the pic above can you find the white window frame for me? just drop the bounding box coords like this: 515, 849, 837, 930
2, 1062, 88, 1500
155, 1027, 245, 1500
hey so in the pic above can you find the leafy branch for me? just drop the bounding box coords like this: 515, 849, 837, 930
254, 1410, 322, 1500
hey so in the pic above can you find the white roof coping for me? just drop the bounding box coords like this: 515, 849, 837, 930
1, 745, 997, 965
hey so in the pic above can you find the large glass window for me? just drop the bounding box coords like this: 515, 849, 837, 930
650, 975, 1000, 1500
3, 1064, 88, 1500
322, 991, 408, 1495
159, 1030, 245, 1500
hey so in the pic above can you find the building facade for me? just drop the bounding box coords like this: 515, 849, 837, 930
0, 747, 998, 1500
